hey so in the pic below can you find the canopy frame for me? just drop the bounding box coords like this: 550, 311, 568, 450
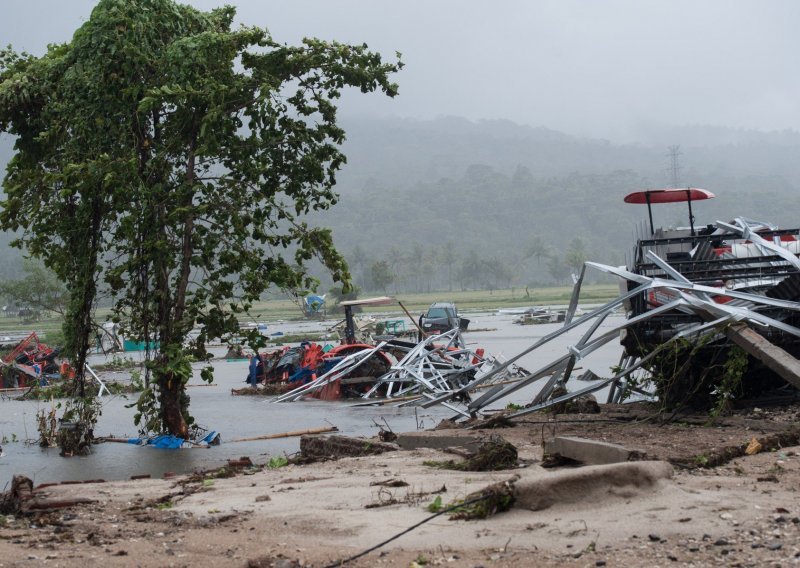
624, 188, 715, 236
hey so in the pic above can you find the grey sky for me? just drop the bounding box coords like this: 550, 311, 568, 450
2, 0, 798, 142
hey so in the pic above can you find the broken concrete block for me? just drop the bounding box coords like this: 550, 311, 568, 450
395, 432, 483, 453
544, 436, 644, 465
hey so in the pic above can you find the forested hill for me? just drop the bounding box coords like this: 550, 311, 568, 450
2, 118, 800, 290
316, 116, 800, 291
335, 116, 800, 192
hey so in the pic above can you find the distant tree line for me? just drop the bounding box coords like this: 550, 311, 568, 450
312, 153, 800, 296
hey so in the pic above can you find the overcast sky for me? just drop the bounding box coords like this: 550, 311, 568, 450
2, 0, 799, 142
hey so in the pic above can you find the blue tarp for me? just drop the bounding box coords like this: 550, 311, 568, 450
126, 430, 219, 449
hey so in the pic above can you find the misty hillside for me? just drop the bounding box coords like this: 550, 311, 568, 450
2, 118, 800, 290
336, 116, 800, 191
314, 117, 800, 291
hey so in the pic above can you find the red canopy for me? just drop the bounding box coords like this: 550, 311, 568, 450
624, 188, 715, 204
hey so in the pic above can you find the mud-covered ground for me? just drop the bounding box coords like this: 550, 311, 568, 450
2, 402, 800, 567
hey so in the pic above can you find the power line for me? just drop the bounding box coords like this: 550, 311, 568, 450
666, 145, 682, 188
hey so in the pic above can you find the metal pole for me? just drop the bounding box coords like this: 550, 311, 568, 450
344, 305, 355, 344
398, 300, 427, 339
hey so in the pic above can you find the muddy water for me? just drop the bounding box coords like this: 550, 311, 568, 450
0, 310, 625, 486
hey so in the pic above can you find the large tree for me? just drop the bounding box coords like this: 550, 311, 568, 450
0, 0, 401, 436
0, 260, 67, 317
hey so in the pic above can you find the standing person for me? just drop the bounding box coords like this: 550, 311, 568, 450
247, 353, 262, 387
255, 352, 266, 384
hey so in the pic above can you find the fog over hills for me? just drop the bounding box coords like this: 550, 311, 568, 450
336, 116, 800, 191
323, 116, 800, 290
2, 117, 799, 290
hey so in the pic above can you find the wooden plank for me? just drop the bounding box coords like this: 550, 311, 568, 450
230, 425, 338, 443
724, 322, 800, 390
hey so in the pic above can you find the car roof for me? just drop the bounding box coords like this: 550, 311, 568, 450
429, 302, 456, 308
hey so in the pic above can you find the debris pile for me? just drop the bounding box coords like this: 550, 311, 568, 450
0, 332, 62, 389
299, 434, 398, 461
457, 214, 800, 421
273, 329, 528, 415
381, 209, 800, 422
512, 308, 566, 325
254, 205, 800, 421
423, 435, 518, 472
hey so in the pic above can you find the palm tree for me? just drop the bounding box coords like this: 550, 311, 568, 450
524, 235, 552, 266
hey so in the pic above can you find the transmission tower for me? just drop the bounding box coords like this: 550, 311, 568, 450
666, 145, 682, 188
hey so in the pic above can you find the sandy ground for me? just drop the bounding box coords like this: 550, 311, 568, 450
2, 403, 800, 567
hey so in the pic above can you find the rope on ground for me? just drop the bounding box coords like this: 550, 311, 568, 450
322, 494, 492, 568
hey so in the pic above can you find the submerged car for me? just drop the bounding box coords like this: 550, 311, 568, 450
419, 302, 469, 337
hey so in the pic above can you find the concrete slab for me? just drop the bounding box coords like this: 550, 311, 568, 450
395, 432, 483, 452
544, 436, 645, 465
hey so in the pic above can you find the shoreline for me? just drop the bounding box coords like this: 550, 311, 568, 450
2, 403, 800, 566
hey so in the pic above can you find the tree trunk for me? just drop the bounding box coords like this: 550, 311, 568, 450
68, 194, 104, 397
158, 368, 189, 438
155, 130, 197, 439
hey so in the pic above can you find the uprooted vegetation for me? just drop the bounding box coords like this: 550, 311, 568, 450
447, 476, 518, 520
423, 437, 518, 471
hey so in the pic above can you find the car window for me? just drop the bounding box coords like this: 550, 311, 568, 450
426, 308, 449, 318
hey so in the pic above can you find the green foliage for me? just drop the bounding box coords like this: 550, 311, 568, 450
640, 333, 716, 410
0, 260, 67, 316
0, 0, 401, 435
129, 386, 161, 436
523, 235, 552, 265
329, 284, 361, 304
447, 492, 515, 521
709, 345, 747, 420
23, 378, 140, 400
565, 237, 588, 273
426, 495, 442, 513
44, 328, 66, 346
130, 369, 145, 391
37, 403, 64, 447
267, 455, 289, 469
91, 355, 140, 372
634, 330, 754, 417
56, 397, 101, 456
265, 332, 324, 344
370, 260, 393, 293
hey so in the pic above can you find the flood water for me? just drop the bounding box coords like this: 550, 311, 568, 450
0, 309, 625, 487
